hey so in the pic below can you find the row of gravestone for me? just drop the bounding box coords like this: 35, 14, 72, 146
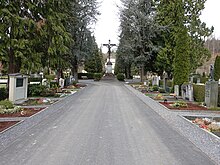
151, 75, 218, 108
176, 81, 218, 108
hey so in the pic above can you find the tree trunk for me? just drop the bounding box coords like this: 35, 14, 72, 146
71, 56, 78, 82
141, 65, 144, 82
8, 48, 16, 74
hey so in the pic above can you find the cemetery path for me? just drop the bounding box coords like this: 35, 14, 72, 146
0, 80, 215, 165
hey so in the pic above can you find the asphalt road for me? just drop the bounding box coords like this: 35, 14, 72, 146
0, 80, 215, 165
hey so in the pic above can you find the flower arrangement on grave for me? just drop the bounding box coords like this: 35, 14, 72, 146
192, 117, 220, 132
154, 93, 164, 100
171, 101, 188, 108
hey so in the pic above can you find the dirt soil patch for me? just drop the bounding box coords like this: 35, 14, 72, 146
0, 107, 45, 118
160, 102, 208, 110
0, 121, 20, 132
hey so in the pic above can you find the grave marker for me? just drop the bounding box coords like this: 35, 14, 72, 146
205, 81, 218, 107
9, 73, 29, 102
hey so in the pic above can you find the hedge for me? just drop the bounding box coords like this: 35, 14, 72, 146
214, 56, 220, 81
0, 88, 7, 101
78, 73, 94, 79
193, 84, 205, 102
93, 73, 102, 81
218, 86, 220, 107
117, 73, 125, 81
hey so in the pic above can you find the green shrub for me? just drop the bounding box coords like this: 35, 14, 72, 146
218, 86, 220, 107
193, 84, 205, 102
78, 73, 94, 79
159, 88, 166, 93
29, 77, 41, 82
214, 56, 220, 81
159, 80, 163, 87
117, 73, 125, 81
28, 84, 47, 97
152, 85, 159, 91
0, 88, 7, 101
50, 81, 59, 88
41, 89, 57, 97
167, 80, 173, 87
87, 73, 94, 79
0, 106, 21, 114
0, 100, 14, 109
45, 74, 56, 80
94, 73, 102, 81
200, 77, 208, 84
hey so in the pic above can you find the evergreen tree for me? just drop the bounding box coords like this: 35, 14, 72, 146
84, 36, 103, 73
214, 56, 220, 81
0, 1, 38, 73
117, 0, 161, 80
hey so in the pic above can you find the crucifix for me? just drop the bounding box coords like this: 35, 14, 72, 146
103, 40, 116, 65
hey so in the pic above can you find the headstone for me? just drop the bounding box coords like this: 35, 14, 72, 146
65, 77, 70, 86
181, 84, 194, 101
190, 76, 194, 83
9, 73, 29, 102
163, 71, 168, 91
174, 85, 179, 96
188, 84, 194, 101
42, 79, 47, 86
59, 78, 64, 88
205, 81, 218, 107
197, 78, 200, 84
152, 76, 159, 86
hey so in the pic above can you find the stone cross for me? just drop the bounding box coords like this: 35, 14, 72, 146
103, 40, 116, 64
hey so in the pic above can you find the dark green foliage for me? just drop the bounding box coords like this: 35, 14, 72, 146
28, 84, 57, 97
28, 84, 47, 97
152, 85, 159, 91
214, 56, 220, 81
173, 26, 190, 86
78, 73, 94, 79
193, 84, 205, 102
93, 73, 102, 81
45, 75, 56, 81
0, 88, 7, 101
159, 88, 166, 93
41, 89, 57, 97
218, 86, 220, 107
117, 73, 125, 81
159, 80, 163, 87
200, 77, 208, 84
167, 80, 173, 87
50, 82, 59, 88
84, 36, 103, 74
29, 78, 42, 83
0, 100, 14, 109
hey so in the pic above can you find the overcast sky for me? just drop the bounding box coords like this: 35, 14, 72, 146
94, 0, 220, 52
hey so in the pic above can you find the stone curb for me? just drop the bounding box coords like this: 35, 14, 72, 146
125, 84, 220, 164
